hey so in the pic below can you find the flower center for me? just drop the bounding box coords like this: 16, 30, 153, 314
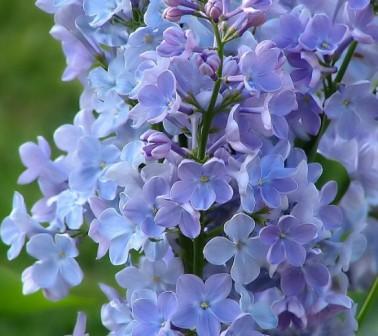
200, 301, 210, 310
144, 34, 154, 44
343, 99, 351, 107
200, 175, 210, 183
320, 41, 330, 49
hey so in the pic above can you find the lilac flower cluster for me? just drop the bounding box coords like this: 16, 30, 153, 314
2, 0, 378, 334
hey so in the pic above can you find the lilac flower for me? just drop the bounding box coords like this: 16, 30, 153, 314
124, 177, 170, 237
88, 54, 133, 97
260, 215, 317, 266
172, 274, 240, 336
348, 0, 370, 10
50, 15, 95, 81
272, 296, 307, 330
116, 258, 183, 298
239, 44, 283, 93
265, 90, 298, 139
280, 261, 330, 296
155, 196, 201, 238
1, 192, 43, 260
325, 81, 378, 139
204, 213, 264, 284
299, 14, 347, 55
90, 208, 143, 265
239, 154, 297, 211
132, 291, 179, 335
171, 158, 233, 210
129, 71, 181, 127
83, 0, 132, 27
221, 314, 265, 336
67, 312, 88, 336
157, 26, 196, 57
18, 136, 66, 185
25, 234, 83, 292
69, 136, 120, 195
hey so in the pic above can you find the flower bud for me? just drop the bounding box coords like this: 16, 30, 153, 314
195, 51, 221, 77
205, 0, 223, 22
163, 7, 195, 22
141, 130, 172, 160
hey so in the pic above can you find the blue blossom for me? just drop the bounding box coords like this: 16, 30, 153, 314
124, 176, 169, 237
116, 258, 183, 298
171, 158, 233, 211
239, 154, 297, 211
172, 273, 240, 336
129, 70, 181, 127
132, 291, 179, 336
260, 215, 317, 266
83, 0, 132, 27
325, 81, 378, 139
69, 136, 120, 196
204, 213, 264, 284
299, 14, 348, 55
239, 44, 283, 93
25, 233, 83, 295
90, 208, 144, 265
1, 192, 43, 260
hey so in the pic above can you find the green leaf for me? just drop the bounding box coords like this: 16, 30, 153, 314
314, 153, 351, 204
357, 277, 378, 333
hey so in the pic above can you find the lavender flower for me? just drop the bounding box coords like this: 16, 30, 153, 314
260, 215, 317, 266
172, 274, 240, 336
171, 158, 233, 211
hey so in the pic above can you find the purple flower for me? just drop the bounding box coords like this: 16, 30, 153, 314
325, 81, 378, 139
132, 291, 180, 336
299, 14, 347, 55
240, 154, 297, 211
239, 44, 283, 93
272, 296, 306, 330
25, 233, 83, 292
69, 136, 120, 196
141, 130, 172, 160
171, 158, 233, 210
348, 0, 370, 10
157, 26, 196, 57
155, 196, 201, 238
1, 192, 43, 260
266, 90, 298, 139
129, 71, 181, 127
124, 177, 170, 237
280, 261, 330, 296
172, 273, 240, 336
68, 312, 88, 336
116, 258, 183, 297
204, 213, 264, 284
18, 136, 66, 185
260, 215, 317, 266
90, 208, 143, 265
83, 0, 132, 27
221, 314, 265, 336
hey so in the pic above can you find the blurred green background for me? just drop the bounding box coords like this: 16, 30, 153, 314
0, 1, 377, 335
0, 1, 115, 334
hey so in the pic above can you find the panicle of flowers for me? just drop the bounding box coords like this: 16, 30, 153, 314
2, 0, 378, 334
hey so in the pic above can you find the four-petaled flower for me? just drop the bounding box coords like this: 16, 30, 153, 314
204, 213, 264, 284
172, 273, 240, 336
260, 215, 317, 266
171, 158, 233, 210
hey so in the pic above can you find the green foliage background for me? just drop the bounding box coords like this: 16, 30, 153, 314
0, 1, 376, 335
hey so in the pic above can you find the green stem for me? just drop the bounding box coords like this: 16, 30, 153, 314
334, 41, 358, 85
357, 277, 378, 326
197, 23, 224, 161
306, 41, 358, 163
